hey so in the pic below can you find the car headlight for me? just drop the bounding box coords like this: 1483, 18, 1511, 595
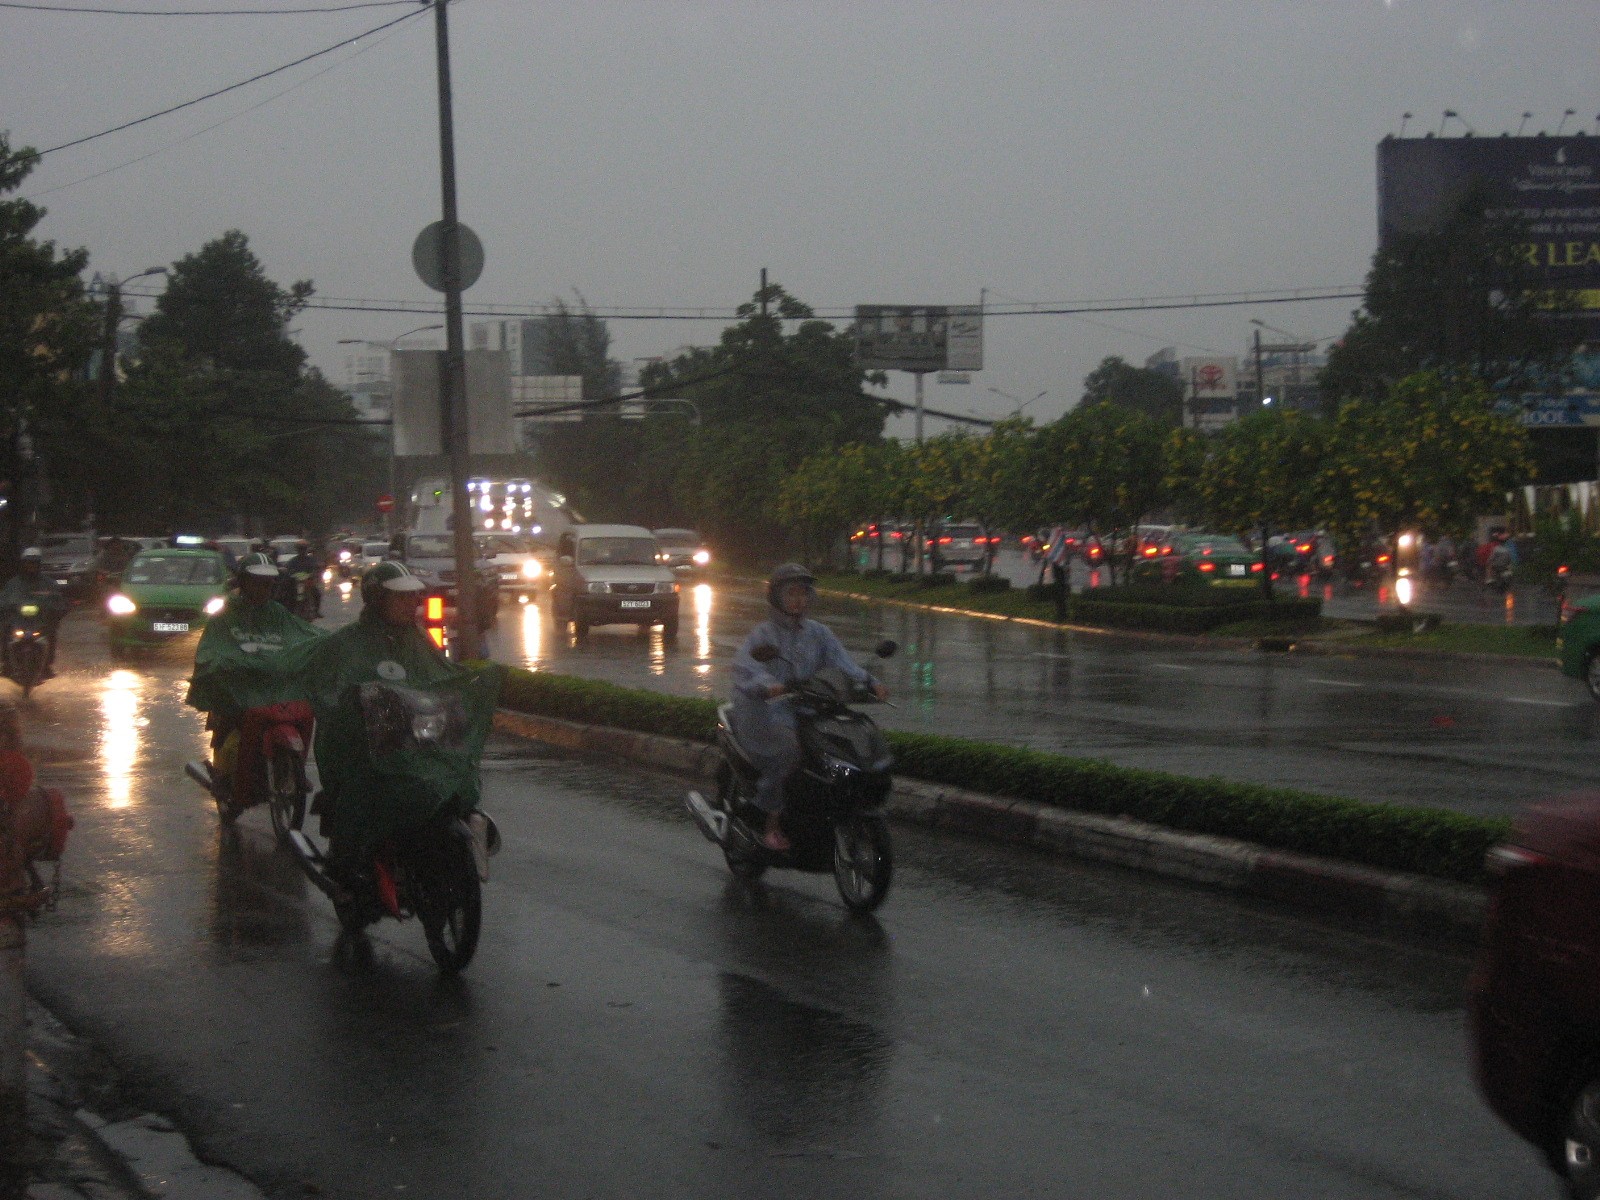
106, 594, 137, 616
692, 550, 710, 566
655, 581, 677, 594
587, 581, 608, 594
521, 559, 542, 579
204, 596, 226, 616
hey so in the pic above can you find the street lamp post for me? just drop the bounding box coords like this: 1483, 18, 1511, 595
98, 268, 166, 413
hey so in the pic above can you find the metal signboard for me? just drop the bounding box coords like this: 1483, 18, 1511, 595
855, 306, 950, 372
1181, 356, 1238, 398
946, 306, 984, 371
937, 372, 972, 385
392, 348, 516, 456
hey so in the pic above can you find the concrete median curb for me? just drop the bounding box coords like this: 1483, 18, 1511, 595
492, 708, 1488, 945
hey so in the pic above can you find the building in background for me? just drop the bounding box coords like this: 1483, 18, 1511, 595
470, 318, 585, 431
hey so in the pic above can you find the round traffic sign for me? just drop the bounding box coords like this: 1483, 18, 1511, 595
376, 493, 396, 514
412, 221, 484, 293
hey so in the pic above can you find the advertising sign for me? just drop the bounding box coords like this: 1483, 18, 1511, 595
392, 348, 516, 457
855, 306, 950, 372
1378, 136, 1600, 305
946, 306, 984, 371
1181, 356, 1238, 398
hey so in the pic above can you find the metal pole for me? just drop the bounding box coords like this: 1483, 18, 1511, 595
99, 279, 122, 415
434, 0, 478, 659
0, 917, 23, 1173
914, 370, 925, 445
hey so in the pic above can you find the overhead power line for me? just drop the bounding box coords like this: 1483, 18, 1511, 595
34, 3, 428, 157
0, 0, 413, 13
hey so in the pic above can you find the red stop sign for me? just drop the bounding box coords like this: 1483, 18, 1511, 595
376, 494, 395, 514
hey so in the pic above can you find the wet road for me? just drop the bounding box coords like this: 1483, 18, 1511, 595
319, 572, 1599, 822
20, 617, 1554, 1198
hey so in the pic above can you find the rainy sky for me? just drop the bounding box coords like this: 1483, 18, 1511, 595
4, 0, 1598, 434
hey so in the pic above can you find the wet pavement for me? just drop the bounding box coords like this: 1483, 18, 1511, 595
15, 615, 1556, 1198
309, 570, 1600, 822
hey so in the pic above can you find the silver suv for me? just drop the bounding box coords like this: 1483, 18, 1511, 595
550, 525, 680, 641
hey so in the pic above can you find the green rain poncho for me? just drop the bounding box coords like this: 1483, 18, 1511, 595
277, 608, 502, 861
185, 595, 323, 720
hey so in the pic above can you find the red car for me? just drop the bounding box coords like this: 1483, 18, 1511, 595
1469, 792, 1600, 1197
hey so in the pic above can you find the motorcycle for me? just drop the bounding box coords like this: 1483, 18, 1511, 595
686, 640, 897, 914
285, 681, 500, 974
185, 700, 315, 844
3, 603, 51, 697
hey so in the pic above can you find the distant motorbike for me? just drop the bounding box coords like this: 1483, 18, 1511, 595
186, 701, 315, 844
686, 640, 897, 913
286, 681, 499, 974
3, 603, 52, 697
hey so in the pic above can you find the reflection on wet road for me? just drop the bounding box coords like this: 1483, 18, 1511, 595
18, 611, 1547, 1196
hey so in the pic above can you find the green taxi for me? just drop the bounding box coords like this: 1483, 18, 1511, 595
1559, 592, 1600, 699
106, 548, 230, 650
1128, 532, 1264, 587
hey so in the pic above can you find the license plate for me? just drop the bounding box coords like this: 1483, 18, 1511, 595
619, 600, 651, 609
153, 621, 190, 633
1228, 565, 1246, 577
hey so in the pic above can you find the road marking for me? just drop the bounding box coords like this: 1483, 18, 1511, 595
1504, 696, 1576, 708
1151, 663, 1196, 671
1306, 678, 1363, 688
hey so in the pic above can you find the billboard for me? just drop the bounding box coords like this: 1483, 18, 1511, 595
392, 348, 516, 457
855, 305, 984, 372
1181, 356, 1238, 399
1377, 135, 1600, 305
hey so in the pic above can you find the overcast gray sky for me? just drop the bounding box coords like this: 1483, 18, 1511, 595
5, 0, 1598, 433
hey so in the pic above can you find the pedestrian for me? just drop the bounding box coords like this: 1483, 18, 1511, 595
1046, 524, 1070, 621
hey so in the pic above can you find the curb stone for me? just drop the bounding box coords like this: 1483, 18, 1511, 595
492, 709, 1488, 946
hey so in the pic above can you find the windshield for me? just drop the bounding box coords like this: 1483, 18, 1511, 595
407, 535, 453, 558
577, 537, 659, 566
125, 554, 224, 585
1182, 536, 1248, 554
653, 529, 699, 547
477, 534, 535, 555
942, 525, 982, 539
361, 542, 389, 557
41, 536, 94, 557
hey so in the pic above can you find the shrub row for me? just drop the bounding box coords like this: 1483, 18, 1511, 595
1070, 595, 1322, 633
496, 667, 1505, 885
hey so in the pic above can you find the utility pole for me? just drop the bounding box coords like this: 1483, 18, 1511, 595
433, 0, 478, 659
1253, 327, 1272, 601
98, 279, 123, 414
760, 267, 768, 318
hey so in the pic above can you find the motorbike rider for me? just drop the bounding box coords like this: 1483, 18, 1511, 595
282, 560, 499, 883
279, 539, 322, 617
0, 549, 68, 677
730, 563, 888, 852
185, 552, 320, 798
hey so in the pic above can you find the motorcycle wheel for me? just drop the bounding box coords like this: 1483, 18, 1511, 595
417, 833, 482, 974
834, 814, 893, 914
716, 762, 766, 881
266, 745, 306, 845
13, 642, 43, 697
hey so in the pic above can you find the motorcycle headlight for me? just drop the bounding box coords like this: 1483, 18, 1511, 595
204, 595, 226, 616
521, 559, 542, 579
587, 581, 608, 594
106, 594, 136, 616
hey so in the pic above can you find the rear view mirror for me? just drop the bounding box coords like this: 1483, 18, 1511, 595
750, 644, 780, 663
874, 639, 898, 659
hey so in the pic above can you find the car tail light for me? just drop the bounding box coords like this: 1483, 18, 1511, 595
1484, 845, 1547, 877
938, 536, 952, 544
1198, 562, 1216, 572
1251, 562, 1264, 572
1142, 546, 1158, 557
1297, 543, 1312, 554
1376, 553, 1391, 565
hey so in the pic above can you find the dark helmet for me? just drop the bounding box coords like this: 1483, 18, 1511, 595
360, 560, 426, 607
766, 562, 815, 609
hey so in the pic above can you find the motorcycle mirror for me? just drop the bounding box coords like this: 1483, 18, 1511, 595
874, 639, 898, 659
749, 644, 780, 663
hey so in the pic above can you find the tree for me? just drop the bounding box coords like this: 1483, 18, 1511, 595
0, 135, 95, 552
1190, 409, 1330, 536
1314, 372, 1532, 555
774, 442, 882, 568
137, 230, 311, 377
1321, 191, 1580, 405
1037, 402, 1171, 581
1080, 356, 1185, 426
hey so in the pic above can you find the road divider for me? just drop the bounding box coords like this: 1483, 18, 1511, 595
495, 668, 1501, 942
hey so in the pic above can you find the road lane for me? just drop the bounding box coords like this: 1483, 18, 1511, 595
16, 618, 1554, 1198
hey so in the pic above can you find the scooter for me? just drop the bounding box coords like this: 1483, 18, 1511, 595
284, 681, 499, 974
686, 640, 897, 914
186, 701, 315, 844
3, 603, 52, 697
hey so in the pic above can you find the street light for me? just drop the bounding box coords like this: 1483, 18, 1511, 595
97, 267, 167, 409
987, 387, 1047, 418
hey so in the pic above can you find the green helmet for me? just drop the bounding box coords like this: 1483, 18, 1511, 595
360, 560, 426, 607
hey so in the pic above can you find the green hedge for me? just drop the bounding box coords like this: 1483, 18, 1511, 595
1070, 594, 1322, 633
497, 667, 1505, 885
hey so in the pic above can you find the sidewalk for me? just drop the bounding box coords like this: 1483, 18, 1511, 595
16, 1001, 265, 1200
